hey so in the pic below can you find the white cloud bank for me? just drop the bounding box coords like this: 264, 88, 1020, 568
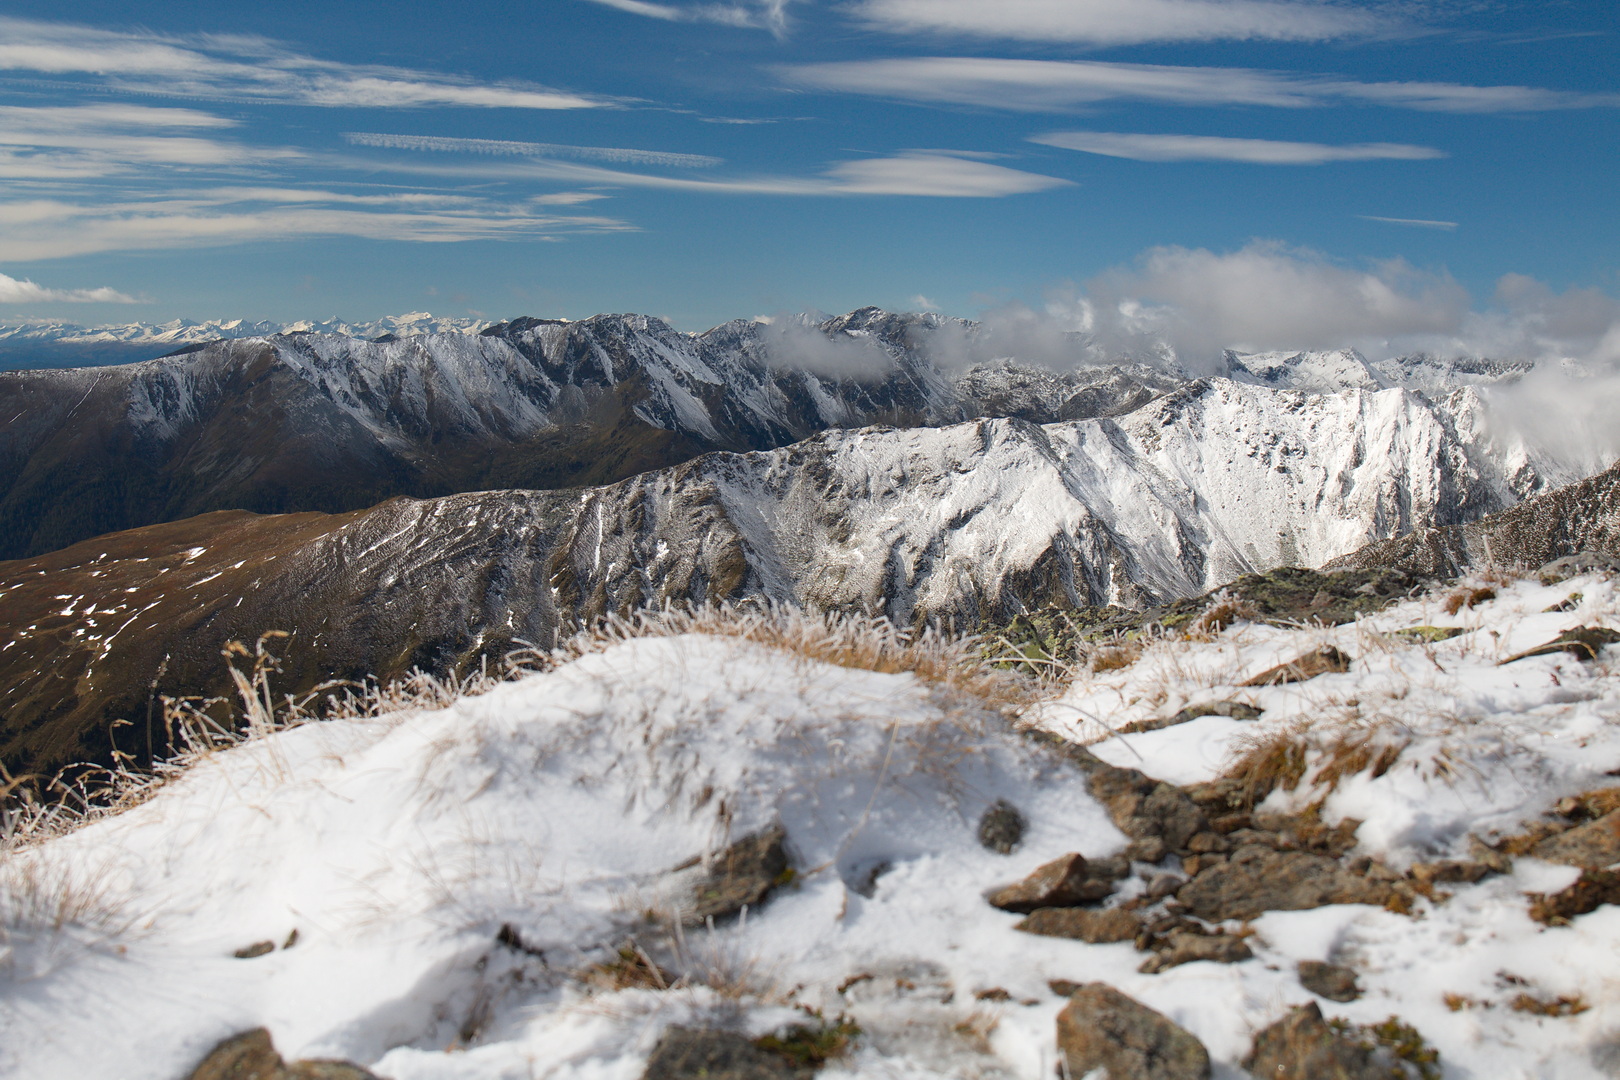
1032, 130, 1445, 164
0, 17, 606, 110
850, 0, 1380, 45
0, 272, 134, 304
779, 57, 1620, 114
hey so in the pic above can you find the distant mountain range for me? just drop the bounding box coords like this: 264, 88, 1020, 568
0, 311, 488, 370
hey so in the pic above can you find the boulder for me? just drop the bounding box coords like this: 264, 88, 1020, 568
977, 799, 1026, 854
1533, 811, 1620, 870
680, 824, 791, 926
643, 1027, 804, 1080
1243, 1003, 1383, 1080
1056, 983, 1211, 1080
987, 853, 1121, 912
1298, 960, 1361, 1002
1528, 868, 1620, 925
1086, 764, 1207, 854
1016, 907, 1141, 943
1177, 847, 1391, 922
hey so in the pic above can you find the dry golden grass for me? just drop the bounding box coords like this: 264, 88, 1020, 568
1442, 585, 1497, 616
1222, 711, 1408, 808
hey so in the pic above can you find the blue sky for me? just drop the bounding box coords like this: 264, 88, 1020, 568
0, 0, 1616, 356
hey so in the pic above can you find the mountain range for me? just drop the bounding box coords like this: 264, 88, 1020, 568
0, 306, 1609, 781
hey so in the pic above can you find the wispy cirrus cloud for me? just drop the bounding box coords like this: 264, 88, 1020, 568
355, 139, 1072, 198
0, 189, 634, 262
0, 103, 300, 177
849, 0, 1383, 46
580, 0, 794, 34
0, 16, 607, 110
1033, 130, 1445, 164
1360, 215, 1459, 230
0, 272, 135, 304
779, 57, 1620, 114
344, 132, 723, 169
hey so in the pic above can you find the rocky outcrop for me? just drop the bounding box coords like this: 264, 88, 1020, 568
1055, 983, 1210, 1080
1176, 847, 1394, 922
1328, 459, 1620, 578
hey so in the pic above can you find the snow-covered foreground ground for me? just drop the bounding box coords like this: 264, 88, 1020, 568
3, 576, 1620, 1079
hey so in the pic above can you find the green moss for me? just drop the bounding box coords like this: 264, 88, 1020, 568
1328, 1015, 1441, 1080
1390, 626, 1466, 644
754, 1009, 861, 1069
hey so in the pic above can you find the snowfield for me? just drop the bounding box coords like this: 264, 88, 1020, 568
4, 575, 1620, 1079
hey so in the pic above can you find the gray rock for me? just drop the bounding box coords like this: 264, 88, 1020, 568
681, 824, 791, 927
1298, 960, 1361, 1002
1177, 847, 1392, 922
1138, 930, 1253, 974
987, 853, 1120, 912
1243, 1003, 1383, 1080
1086, 765, 1208, 854
1016, 907, 1141, 943
1056, 983, 1211, 1080
643, 1028, 804, 1080
977, 799, 1027, 854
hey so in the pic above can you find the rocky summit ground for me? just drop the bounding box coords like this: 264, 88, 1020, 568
3, 565, 1620, 1079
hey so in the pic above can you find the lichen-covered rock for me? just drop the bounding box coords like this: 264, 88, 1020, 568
1086, 764, 1207, 854
988, 853, 1121, 912
1016, 907, 1141, 942
643, 1027, 804, 1080
1533, 811, 1620, 870
1056, 983, 1211, 1080
680, 824, 791, 926
1138, 929, 1252, 974
1243, 1003, 1384, 1080
1298, 960, 1362, 1002
977, 799, 1027, 854
1177, 847, 1391, 921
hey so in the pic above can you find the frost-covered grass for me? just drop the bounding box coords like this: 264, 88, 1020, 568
3, 589, 1620, 1079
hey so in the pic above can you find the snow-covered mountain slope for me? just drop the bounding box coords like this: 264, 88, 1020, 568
7, 574, 1620, 1080
0, 309, 1177, 560
1329, 457, 1620, 579
0, 377, 1574, 780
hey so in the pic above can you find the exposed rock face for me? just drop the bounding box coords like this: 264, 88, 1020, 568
1328, 458, 1620, 578
642, 1027, 804, 1080
987, 853, 1121, 912
1243, 1004, 1384, 1080
1176, 847, 1393, 922
1055, 983, 1211, 1080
